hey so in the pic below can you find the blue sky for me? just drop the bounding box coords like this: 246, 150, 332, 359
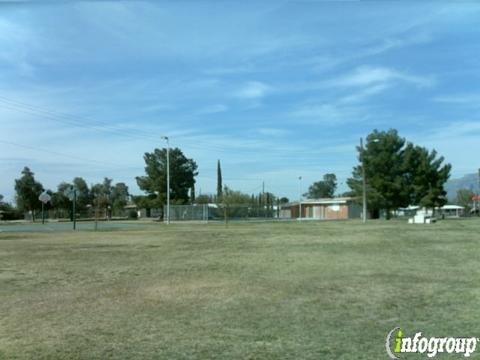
1, 1, 480, 202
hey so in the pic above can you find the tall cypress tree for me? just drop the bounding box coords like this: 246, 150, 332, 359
217, 160, 223, 199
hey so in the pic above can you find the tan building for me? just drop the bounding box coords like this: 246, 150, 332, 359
280, 197, 361, 220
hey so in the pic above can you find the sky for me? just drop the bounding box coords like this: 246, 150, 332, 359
1, 1, 480, 203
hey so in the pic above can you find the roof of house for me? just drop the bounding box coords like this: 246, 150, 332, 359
283, 197, 355, 207
441, 205, 464, 210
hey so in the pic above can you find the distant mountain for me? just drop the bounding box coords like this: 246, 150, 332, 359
445, 173, 479, 200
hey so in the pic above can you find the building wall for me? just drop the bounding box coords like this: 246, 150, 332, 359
279, 209, 291, 218
324, 204, 348, 219
285, 203, 351, 220
347, 203, 362, 219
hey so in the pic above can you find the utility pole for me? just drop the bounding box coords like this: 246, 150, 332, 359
360, 137, 379, 222
262, 181, 265, 219
73, 188, 77, 230
298, 176, 302, 220
361, 137, 367, 223
477, 168, 480, 216
162, 136, 170, 224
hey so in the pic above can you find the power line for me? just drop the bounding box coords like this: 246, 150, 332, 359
0, 95, 356, 158
0, 139, 140, 170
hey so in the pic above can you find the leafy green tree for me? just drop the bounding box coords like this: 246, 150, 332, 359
217, 160, 223, 200
132, 194, 158, 217
403, 144, 451, 210
222, 186, 251, 204
221, 186, 254, 219
348, 129, 452, 218
111, 182, 129, 215
72, 177, 91, 215
0, 195, 21, 220
347, 130, 409, 219
91, 178, 114, 218
304, 173, 337, 198
279, 197, 289, 204
194, 194, 213, 204
51, 182, 72, 218
14, 167, 44, 221
0, 194, 5, 220
455, 188, 475, 214
136, 147, 198, 209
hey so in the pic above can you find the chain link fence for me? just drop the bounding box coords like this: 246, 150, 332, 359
164, 204, 282, 222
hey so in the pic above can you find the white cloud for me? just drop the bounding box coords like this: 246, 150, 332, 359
290, 103, 368, 124
235, 81, 271, 99
331, 66, 435, 88
0, 18, 37, 76
338, 84, 390, 104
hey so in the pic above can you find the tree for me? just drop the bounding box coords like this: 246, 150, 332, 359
279, 197, 289, 204
222, 186, 251, 204
455, 188, 475, 214
136, 147, 198, 211
217, 159, 223, 200
347, 130, 410, 219
132, 194, 157, 217
0, 195, 21, 220
194, 194, 213, 204
403, 144, 451, 211
51, 182, 73, 218
304, 173, 337, 198
72, 177, 91, 215
347, 129, 451, 219
14, 167, 44, 221
111, 182, 129, 215
221, 186, 254, 219
91, 178, 114, 218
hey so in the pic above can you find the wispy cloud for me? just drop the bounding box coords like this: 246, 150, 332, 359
235, 81, 271, 99
338, 84, 390, 104
289, 103, 369, 125
331, 66, 435, 88
0, 18, 36, 76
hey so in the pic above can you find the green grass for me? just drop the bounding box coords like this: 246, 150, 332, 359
1, 219, 480, 359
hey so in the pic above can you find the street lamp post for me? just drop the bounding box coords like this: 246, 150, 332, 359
360, 137, 379, 223
162, 136, 170, 224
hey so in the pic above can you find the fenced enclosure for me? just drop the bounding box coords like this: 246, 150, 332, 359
165, 204, 281, 222
22, 205, 136, 223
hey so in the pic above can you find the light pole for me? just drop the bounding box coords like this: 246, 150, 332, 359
298, 176, 302, 220
360, 138, 367, 223
162, 136, 170, 224
360, 137, 379, 223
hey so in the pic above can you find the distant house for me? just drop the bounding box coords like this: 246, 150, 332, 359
280, 197, 361, 220
397, 205, 465, 218
439, 205, 464, 218
396, 205, 420, 217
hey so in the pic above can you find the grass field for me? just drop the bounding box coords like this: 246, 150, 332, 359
1, 219, 480, 359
